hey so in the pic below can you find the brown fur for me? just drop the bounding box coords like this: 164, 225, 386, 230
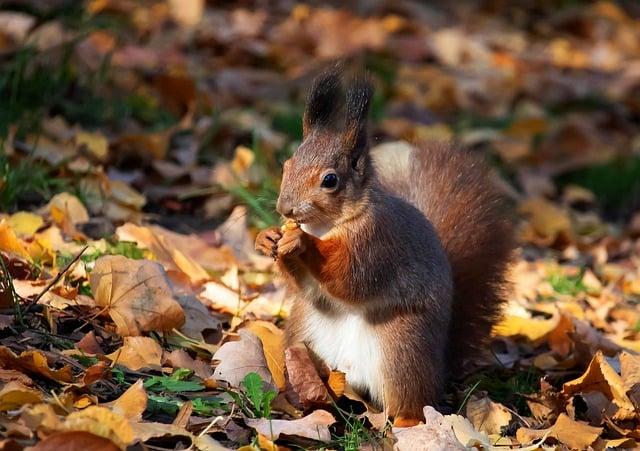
254, 69, 515, 420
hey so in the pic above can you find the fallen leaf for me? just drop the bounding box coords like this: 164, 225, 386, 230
0, 220, 31, 259
109, 379, 147, 421
563, 351, 635, 420
393, 406, 466, 451
245, 409, 336, 442
465, 394, 512, 435
90, 255, 185, 336
212, 330, 274, 388
516, 413, 601, 449
242, 321, 285, 390
107, 337, 163, 371
493, 311, 560, 343
619, 352, 640, 411
30, 431, 119, 451
284, 344, 330, 407
168, 0, 203, 26
42, 193, 89, 225
7, 212, 43, 237
76, 130, 109, 161
165, 349, 213, 380
0, 381, 42, 411
83, 361, 111, 386
62, 406, 135, 449
0, 347, 73, 383
76, 331, 104, 355
175, 294, 222, 343
108, 180, 146, 210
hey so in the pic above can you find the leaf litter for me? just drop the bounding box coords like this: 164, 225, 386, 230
1, 0, 640, 449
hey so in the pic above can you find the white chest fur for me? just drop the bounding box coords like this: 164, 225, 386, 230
301, 306, 385, 406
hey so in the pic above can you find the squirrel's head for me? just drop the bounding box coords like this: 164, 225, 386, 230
276, 68, 374, 236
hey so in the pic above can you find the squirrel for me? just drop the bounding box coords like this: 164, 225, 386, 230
254, 67, 515, 422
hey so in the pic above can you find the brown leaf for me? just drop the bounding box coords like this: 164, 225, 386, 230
465, 394, 512, 435
0, 381, 42, 411
620, 351, 640, 411
165, 349, 213, 380
175, 294, 222, 344
245, 409, 336, 442
90, 255, 185, 336
106, 337, 163, 371
0, 368, 33, 386
0, 347, 72, 383
76, 331, 104, 355
563, 351, 635, 420
212, 330, 274, 388
83, 361, 111, 386
242, 321, 285, 390
516, 413, 602, 449
30, 431, 119, 451
284, 344, 330, 407
109, 379, 147, 421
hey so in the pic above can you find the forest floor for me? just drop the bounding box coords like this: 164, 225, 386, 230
1, 0, 640, 449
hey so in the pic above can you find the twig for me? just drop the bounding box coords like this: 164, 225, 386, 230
456, 379, 482, 415
32, 245, 88, 306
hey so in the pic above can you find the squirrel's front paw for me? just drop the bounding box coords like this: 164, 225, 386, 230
255, 227, 282, 259
276, 226, 305, 258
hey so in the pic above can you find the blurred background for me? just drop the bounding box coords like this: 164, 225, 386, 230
1, 0, 640, 239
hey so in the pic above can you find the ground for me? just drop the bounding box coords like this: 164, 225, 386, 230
1, 0, 640, 450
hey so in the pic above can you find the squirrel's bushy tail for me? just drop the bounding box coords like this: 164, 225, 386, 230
373, 141, 515, 372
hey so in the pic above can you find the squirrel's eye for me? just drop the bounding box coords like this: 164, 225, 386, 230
321, 172, 338, 190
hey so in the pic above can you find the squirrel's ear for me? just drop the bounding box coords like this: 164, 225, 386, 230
343, 75, 374, 160
303, 66, 344, 137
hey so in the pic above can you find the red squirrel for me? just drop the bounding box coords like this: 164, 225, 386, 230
255, 68, 515, 421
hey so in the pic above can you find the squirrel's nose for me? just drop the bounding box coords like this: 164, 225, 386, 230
276, 197, 294, 218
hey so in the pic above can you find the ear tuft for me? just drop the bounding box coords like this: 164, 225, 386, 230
345, 75, 374, 127
303, 65, 344, 135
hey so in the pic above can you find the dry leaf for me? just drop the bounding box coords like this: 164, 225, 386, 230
62, 406, 135, 449
0, 381, 42, 411
90, 255, 185, 336
165, 349, 213, 380
516, 413, 602, 449
245, 409, 336, 442
175, 294, 222, 343
42, 193, 89, 225
242, 321, 285, 390
0, 347, 73, 383
0, 220, 31, 259
76, 131, 108, 161
285, 344, 330, 407
107, 337, 163, 371
620, 352, 640, 410
7, 212, 43, 237
109, 379, 147, 421
393, 406, 466, 451
212, 330, 274, 388
563, 351, 635, 420
465, 394, 512, 435
29, 431, 120, 451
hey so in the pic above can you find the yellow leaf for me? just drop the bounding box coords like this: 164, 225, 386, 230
109, 379, 147, 420
63, 406, 135, 449
0, 381, 42, 411
0, 346, 73, 383
76, 130, 109, 161
7, 212, 43, 237
242, 321, 286, 390
90, 255, 185, 336
516, 413, 601, 449
0, 219, 31, 259
43, 193, 89, 225
493, 313, 559, 343
106, 337, 163, 371
563, 351, 635, 421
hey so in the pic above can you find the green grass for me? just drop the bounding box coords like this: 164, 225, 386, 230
464, 368, 540, 415
0, 152, 68, 211
547, 269, 587, 296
